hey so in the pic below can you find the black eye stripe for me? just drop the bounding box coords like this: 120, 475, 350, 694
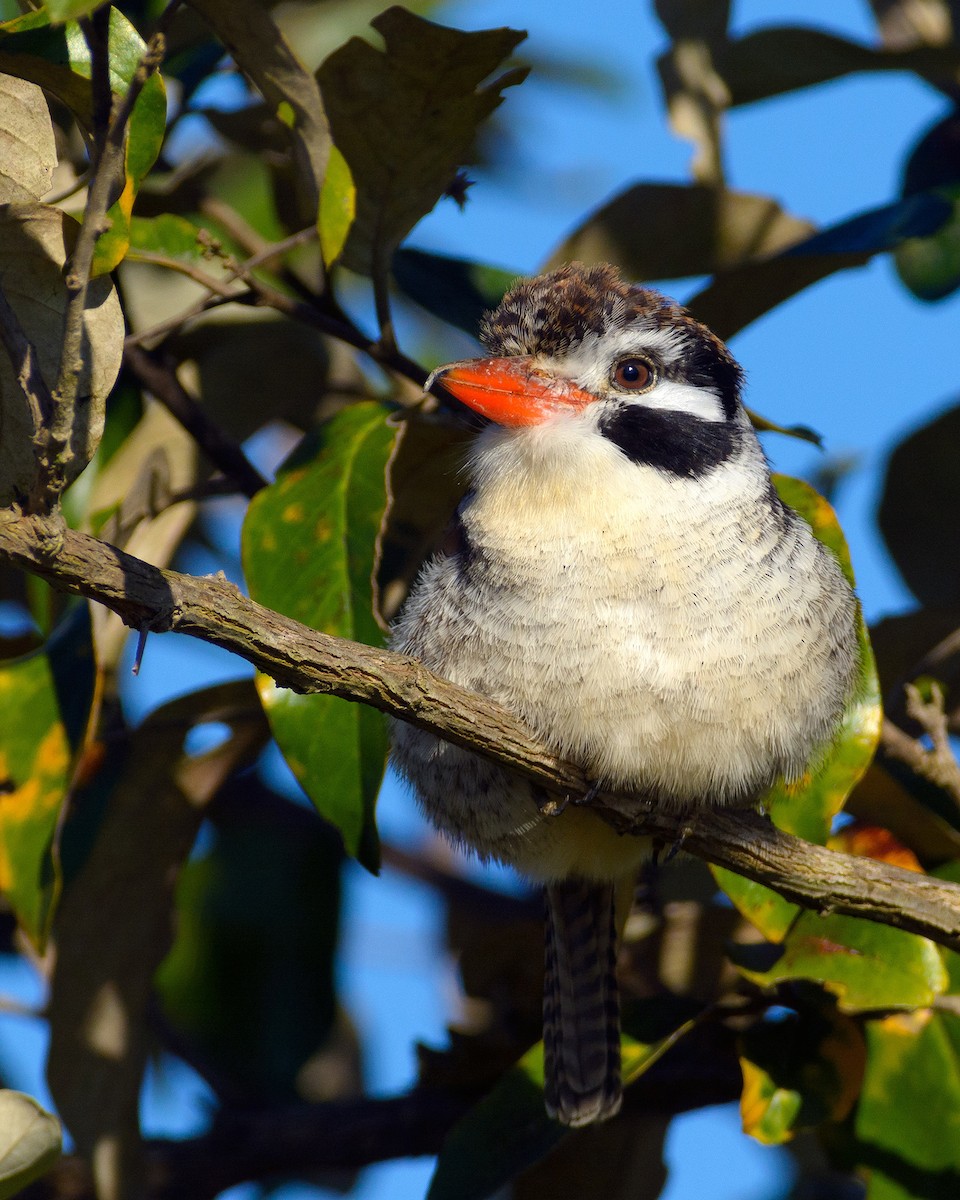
599, 404, 741, 477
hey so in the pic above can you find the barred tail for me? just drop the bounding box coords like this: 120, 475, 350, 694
543, 879, 622, 1126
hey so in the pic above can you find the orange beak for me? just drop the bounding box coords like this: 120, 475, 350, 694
429, 356, 595, 427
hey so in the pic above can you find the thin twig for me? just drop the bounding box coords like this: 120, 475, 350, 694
880, 684, 960, 809
43, 168, 91, 206
122, 343, 268, 497
225, 269, 430, 387
123, 227, 320, 349
124, 249, 242, 298
124, 293, 239, 349
44, 30, 167, 508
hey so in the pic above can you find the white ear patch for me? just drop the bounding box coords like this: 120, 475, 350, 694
637, 378, 727, 422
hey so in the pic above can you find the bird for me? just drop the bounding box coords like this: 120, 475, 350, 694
389, 261, 860, 1127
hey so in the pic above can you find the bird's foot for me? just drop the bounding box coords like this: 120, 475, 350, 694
535, 780, 603, 818
535, 786, 568, 818
570, 779, 602, 808
652, 808, 698, 865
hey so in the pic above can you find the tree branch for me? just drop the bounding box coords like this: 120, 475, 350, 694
2, 510, 960, 951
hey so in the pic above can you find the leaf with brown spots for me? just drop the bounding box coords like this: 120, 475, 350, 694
242, 402, 396, 869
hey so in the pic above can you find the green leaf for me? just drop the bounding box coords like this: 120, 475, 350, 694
731, 913, 948, 1011
41, 0, 107, 23
0, 8, 168, 274
855, 1010, 960, 1196
392, 248, 517, 339
317, 6, 527, 277
318, 143, 356, 266
894, 112, 960, 300
242, 403, 396, 870
0, 646, 71, 947
427, 1008, 698, 1200
895, 187, 960, 300
127, 213, 211, 261
0, 1091, 61, 1199
714, 476, 881, 940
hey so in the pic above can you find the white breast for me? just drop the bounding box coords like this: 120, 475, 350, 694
390, 412, 858, 878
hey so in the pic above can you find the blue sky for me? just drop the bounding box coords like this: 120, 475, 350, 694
3, 3, 959, 1199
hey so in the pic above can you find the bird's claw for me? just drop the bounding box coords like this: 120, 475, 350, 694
651, 810, 698, 864
536, 780, 602, 818
535, 785, 568, 817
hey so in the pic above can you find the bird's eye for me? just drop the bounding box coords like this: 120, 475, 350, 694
612, 358, 654, 391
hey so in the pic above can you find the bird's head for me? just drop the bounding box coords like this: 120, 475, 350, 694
428, 263, 748, 480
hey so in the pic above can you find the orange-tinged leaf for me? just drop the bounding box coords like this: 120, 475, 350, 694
740, 1057, 803, 1144
829, 824, 923, 872
731, 912, 947, 1012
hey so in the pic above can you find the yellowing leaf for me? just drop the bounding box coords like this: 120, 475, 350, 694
0, 649, 71, 947
318, 143, 356, 267
731, 913, 947, 1012
0, 9, 167, 274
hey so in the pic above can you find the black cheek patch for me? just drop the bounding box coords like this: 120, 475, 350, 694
599, 405, 742, 477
